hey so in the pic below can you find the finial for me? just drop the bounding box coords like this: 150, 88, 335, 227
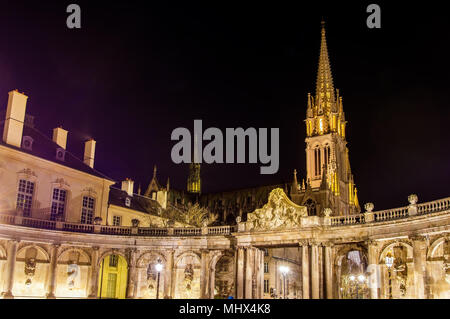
153, 165, 157, 178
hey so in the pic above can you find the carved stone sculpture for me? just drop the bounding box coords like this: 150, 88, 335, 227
246, 188, 307, 231
184, 264, 194, 291
24, 257, 36, 286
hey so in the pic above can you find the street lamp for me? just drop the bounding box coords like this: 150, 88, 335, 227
155, 260, 163, 299
279, 265, 290, 299
385, 251, 394, 299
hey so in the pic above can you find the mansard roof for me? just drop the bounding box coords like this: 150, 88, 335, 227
0, 118, 114, 182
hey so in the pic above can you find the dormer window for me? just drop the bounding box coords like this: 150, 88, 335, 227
22, 136, 34, 151
125, 197, 131, 207
56, 147, 66, 161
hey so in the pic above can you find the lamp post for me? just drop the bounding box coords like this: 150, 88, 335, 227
155, 260, 163, 299
279, 265, 289, 299
385, 251, 394, 299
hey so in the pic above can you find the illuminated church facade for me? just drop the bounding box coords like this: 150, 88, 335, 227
0, 23, 449, 299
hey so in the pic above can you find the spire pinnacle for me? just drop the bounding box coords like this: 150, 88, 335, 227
316, 20, 335, 112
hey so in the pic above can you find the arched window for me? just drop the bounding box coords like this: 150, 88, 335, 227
314, 147, 321, 177
305, 199, 317, 216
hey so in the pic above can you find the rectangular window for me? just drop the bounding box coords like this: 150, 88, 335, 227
16, 179, 35, 217
109, 254, 118, 267
81, 196, 95, 224
264, 248, 269, 256
112, 215, 121, 226
264, 279, 269, 293
264, 262, 269, 273
106, 273, 117, 298
50, 188, 66, 221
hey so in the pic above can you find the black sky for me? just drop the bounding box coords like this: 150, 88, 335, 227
0, 1, 449, 210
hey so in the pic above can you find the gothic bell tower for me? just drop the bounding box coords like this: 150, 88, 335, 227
304, 21, 360, 215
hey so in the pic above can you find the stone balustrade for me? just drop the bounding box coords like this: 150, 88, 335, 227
1, 197, 450, 234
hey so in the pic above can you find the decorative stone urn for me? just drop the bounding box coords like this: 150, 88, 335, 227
408, 194, 418, 205
408, 194, 419, 216
364, 203, 375, 223
364, 202, 374, 213
93, 217, 102, 225
322, 208, 332, 217
131, 219, 140, 227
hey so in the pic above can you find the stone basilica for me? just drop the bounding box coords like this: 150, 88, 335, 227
0, 22, 449, 299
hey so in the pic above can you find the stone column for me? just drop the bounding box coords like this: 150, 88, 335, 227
367, 240, 380, 299
310, 242, 320, 299
126, 248, 137, 299
301, 241, 310, 299
165, 249, 175, 298
256, 249, 264, 298
324, 243, 333, 299
236, 246, 245, 299
411, 235, 427, 299
88, 246, 100, 298
1, 240, 19, 299
200, 249, 209, 299
244, 247, 254, 299
259, 250, 264, 298
46, 244, 60, 299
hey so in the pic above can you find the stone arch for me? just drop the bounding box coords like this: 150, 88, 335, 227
378, 240, 414, 299
13, 244, 50, 297
211, 250, 235, 299
174, 251, 201, 267
378, 240, 413, 264
136, 251, 167, 268
173, 251, 201, 299
16, 244, 50, 262
427, 236, 447, 260
135, 251, 168, 299
97, 252, 128, 299
0, 243, 7, 260
57, 247, 91, 265
97, 249, 128, 267
55, 247, 91, 298
334, 243, 369, 299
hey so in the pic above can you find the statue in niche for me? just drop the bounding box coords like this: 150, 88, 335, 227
24, 247, 38, 286
146, 262, 157, 292
67, 251, 80, 290
184, 263, 194, 291
393, 246, 408, 296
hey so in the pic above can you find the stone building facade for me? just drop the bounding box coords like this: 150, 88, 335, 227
0, 22, 449, 299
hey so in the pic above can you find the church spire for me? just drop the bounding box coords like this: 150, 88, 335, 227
315, 20, 335, 114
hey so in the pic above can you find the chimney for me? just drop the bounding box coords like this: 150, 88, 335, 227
83, 139, 96, 168
121, 178, 134, 197
2, 90, 28, 148
52, 126, 68, 149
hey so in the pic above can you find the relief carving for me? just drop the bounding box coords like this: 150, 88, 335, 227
246, 188, 307, 231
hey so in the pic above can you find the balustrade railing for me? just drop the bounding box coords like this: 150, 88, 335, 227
373, 207, 408, 222
417, 198, 450, 215
1, 197, 449, 233
174, 227, 202, 236
330, 214, 365, 226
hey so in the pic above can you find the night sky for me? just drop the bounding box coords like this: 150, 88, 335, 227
0, 1, 449, 210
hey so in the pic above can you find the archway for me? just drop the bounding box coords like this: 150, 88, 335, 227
13, 245, 50, 297
136, 252, 167, 299
379, 241, 414, 299
98, 254, 128, 299
55, 248, 91, 298
213, 254, 234, 299
337, 248, 369, 299
174, 252, 201, 299
427, 237, 450, 298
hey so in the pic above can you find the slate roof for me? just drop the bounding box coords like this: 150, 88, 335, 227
0, 117, 114, 181
108, 187, 162, 215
